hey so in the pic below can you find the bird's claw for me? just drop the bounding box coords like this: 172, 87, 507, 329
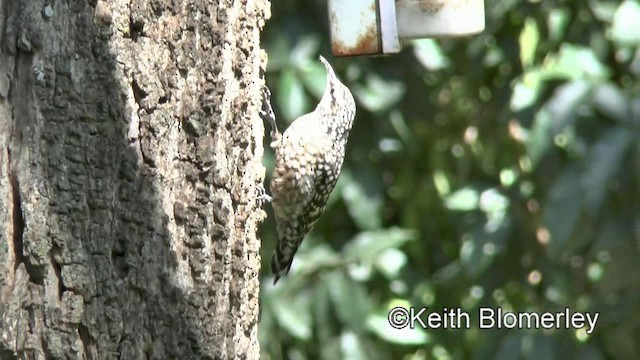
256, 184, 272, 206
260, 86, 281, 149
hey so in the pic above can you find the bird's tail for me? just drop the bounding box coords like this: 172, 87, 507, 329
271, 235, 303, 285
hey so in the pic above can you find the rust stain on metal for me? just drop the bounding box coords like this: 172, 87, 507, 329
330, 5, 380, 56
332, 28, 379, 56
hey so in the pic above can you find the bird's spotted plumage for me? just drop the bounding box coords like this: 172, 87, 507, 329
269, 56, 356, 284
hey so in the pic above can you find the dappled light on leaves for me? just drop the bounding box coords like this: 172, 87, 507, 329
259, 0, 639, 358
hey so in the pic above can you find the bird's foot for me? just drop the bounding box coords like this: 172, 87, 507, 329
256, 184, 272, 206
260, 86, 281, 149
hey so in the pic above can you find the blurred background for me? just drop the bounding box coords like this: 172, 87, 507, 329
258, 0, 639, 359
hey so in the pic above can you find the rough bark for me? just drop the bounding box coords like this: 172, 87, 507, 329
0, 0, 269, 358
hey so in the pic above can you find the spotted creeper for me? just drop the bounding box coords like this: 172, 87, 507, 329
260, 56, 356, 284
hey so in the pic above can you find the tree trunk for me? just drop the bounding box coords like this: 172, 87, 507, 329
0, 0, 269, 358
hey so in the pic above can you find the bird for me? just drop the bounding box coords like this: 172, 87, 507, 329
261, 55, 356, 284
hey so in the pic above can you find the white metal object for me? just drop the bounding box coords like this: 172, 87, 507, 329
396, 0, 485, 39
328, 0, 400, 56
328, 0, 485, 56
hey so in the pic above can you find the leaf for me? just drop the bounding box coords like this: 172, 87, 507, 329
366, 314, 429, 345
592, 83, 630, 123
340, 332, 367, 360
431, 261, 463, 285
460, 219, 511, 278
519, 18, 539, 69
511, 73, 542, 111
444, 187, 479, 211
313, 279, 333, 343
512, 45, 606, 111
484, 46, 505, 67
611, 0, 640, 46
581, 128, 634, 215
542, 45, 610, 80
353, 75, 405, 112
494, 334, 523, 360
278, 69, 309, 121
378, 138, 403, 154
300, 61, 328, 99
543, 167, 582, 258
389, 110, 417, 150
526, 81, 592, 168
575, 345, 606, 360
594, 216, 632, 251
272, 289, 313, 340
545, 80, 592, 133
289, 35, 320, 68
589, 0, 619, 22
412, 39, 450, 71
262, 25, 292, 71
375, 248, 407, 280
341, 170, 383, 230
343, 228, 416, 264
290, 243, 340, 277
522, 335, 557, 359
547, 7, 570, 42
479, 189, 510, 221
328, 272, 371, 332
525, 109, 553, 168
319, 338, 342, 360
433, 170, 451, 196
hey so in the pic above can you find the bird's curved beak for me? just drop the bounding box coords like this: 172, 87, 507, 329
318, 55, 337, 82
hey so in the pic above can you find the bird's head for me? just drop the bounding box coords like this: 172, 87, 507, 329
317, 55, 355, 117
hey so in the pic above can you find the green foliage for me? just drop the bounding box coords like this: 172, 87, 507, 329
259, 0, 639, 359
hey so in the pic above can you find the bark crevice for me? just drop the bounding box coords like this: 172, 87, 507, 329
8, 159, 24, 272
